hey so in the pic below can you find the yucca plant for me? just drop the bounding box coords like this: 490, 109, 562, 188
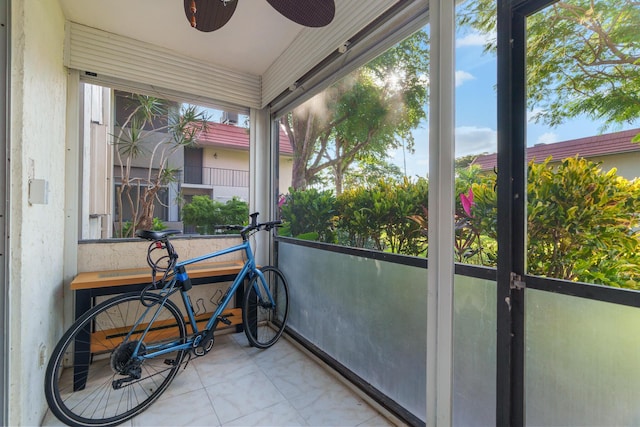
113, 94, 209, 237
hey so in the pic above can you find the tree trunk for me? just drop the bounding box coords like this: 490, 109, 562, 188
334, 162, 343, 195
136, 187, 156, 231
291, 157, 307, 190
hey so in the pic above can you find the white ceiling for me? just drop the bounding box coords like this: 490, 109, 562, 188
59, 0, 405, 109
59, 0, 341, 77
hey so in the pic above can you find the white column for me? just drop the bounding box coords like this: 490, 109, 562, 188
64, 70, 81, 329
249, 107, 271, 266
0, 0, 8, 423
426, 0, 456, 425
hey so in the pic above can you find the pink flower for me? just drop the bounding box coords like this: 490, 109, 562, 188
460, 188, 474, 217
277, 194, 286, 208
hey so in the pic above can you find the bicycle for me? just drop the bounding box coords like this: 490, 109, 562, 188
44, 212, 289, 427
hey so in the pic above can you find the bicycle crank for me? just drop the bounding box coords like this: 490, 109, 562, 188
192, 330, 214, 356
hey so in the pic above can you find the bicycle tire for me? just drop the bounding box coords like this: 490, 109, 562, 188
242, 266, 289, 349
44, 292, 187, 427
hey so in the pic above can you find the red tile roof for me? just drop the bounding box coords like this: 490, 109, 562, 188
195, 122, 293, 155
471, 128, 640, 171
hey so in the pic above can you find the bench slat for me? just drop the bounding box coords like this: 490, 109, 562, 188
90, 308, 242, 353
71, 260, 244, 290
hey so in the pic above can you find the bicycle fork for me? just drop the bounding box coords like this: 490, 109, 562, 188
252, 270, 276, 309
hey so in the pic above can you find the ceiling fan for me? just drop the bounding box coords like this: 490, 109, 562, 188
184, 0, 336, 32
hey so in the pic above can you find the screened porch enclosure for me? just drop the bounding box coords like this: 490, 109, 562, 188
7, 0, 640, 426
72, 0, 640, 424
269, 0, 640, 425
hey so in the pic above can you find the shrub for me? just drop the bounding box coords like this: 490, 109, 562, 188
337, 177, 428, 255
462, 157, 640, 287
182, 196, 249, 234
279, 188, 337, 242
280, 157, 640, 289
336, 185, 381, 249
117, 217, 167, 238
458, 166, 498, 265
527, 157, 640, 287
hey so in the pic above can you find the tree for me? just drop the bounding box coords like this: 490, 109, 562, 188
455, 154, 479, 169
113, 94, 209, 237
458, 0, 640, 130
343, 157, 404, 189
281, 30, 429, 193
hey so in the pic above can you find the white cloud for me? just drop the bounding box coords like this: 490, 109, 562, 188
387, 147, 400, 160
535, 132, 558, 145
456, 32, 495, 48
455, 70, 476, 87
455, 126, 497, 157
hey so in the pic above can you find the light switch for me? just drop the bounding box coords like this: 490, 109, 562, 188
29, 179, 48, 205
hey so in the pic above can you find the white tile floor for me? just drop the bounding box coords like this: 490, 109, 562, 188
42, 332, 399, 427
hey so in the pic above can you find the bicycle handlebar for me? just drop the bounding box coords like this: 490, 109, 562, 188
137, 212, 280, 285
213, 212, 282, 240
136, 213, 281, 244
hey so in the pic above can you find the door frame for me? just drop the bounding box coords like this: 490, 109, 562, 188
496, 1, 576, 424
1, 0, 10, 424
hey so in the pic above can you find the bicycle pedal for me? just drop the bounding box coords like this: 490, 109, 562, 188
164, 359, 178, 366
217, 316, 232, 326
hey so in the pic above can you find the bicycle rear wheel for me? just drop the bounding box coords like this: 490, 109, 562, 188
44, 292, 187, 427
242, 266, 289, 349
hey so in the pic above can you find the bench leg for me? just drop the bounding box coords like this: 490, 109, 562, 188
235, 282, 245, 333
73, 290, 92, 391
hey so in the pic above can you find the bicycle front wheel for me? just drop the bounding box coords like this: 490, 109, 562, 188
242, 266, 289, 349
44, 292, 187, 427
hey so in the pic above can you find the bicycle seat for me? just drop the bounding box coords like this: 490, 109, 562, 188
135, 229, 182, 241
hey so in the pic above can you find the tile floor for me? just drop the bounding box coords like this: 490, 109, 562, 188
42, 332, 399, 427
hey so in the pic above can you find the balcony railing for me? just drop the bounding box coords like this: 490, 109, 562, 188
276, 236, 640, 426
183, 167, 249, 188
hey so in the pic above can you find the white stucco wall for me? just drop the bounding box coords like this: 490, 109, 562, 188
77, 236, 243, 272
589, 153, 640, 180
202, 146, 246, 171
9, 1, 67, 425
200, 147, 249, 201
199, 146, 293, 200
278, 154, 293, 193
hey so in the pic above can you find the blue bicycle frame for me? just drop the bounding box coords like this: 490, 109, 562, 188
128, 234, 274, 360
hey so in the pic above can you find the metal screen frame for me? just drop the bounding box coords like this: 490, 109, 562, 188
1, 0, 9, 423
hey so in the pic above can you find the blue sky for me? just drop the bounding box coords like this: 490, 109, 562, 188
390, 22, 639, 178
202, 17, 637, 182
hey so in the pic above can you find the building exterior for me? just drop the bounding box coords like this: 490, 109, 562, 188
472, 128, 640, 179
7, 1, 640, 426
182, 121, 293, 205
81, 87, 294, 238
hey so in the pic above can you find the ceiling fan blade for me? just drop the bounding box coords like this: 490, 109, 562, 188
183, 0, 238, 32
266, 0, 335, 28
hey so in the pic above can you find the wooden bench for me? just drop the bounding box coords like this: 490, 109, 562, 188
70, 260, 246, 290
90, 309, 243, 353
71, 260, 245, 318
70, 260, 246, 390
